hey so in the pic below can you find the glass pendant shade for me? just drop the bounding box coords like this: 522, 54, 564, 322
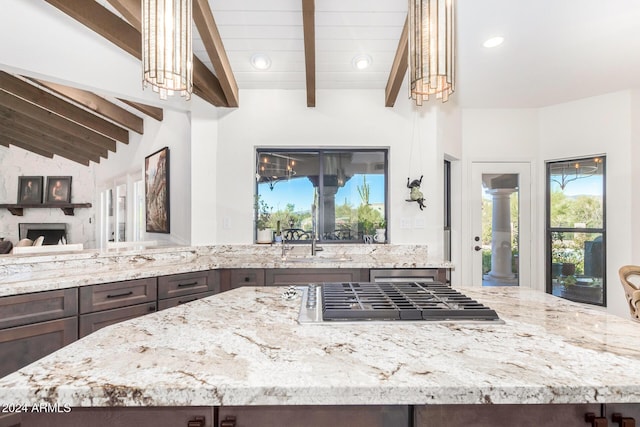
408, 0, 455, 105
142, 0, 193, 100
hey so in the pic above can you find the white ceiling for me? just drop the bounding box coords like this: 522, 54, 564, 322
194, 0, 640, 108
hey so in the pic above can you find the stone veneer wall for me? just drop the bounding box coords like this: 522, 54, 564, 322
0, 146, 97, 248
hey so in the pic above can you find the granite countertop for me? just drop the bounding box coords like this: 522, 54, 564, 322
0, 244, 452, 297
1, 286, 640, 407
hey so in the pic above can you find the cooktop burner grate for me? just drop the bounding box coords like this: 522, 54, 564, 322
320, 282, 500, 322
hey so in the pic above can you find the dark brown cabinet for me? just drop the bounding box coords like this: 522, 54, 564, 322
0, 287, 78, 378
158, 270, 219, 299
79, 302, 157, 338
157, 291, 217, 310
78, 278, 158, 338
157, 270, 219, 310
0, 288, 77, 330
220, 268, 369, 291
79, 278, 157, 314
265, 268, 368, 286
220, 269, 266, 292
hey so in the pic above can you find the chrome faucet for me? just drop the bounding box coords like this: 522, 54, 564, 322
310, 203, 323, 256
311, 237, 323, 256
281, 236, 293, 258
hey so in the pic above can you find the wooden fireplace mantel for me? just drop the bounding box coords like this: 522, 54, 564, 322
0, 203, 92, 216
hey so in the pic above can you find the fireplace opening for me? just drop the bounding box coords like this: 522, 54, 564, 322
19, 223, 67, 245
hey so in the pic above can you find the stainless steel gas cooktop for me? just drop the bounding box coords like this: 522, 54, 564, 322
298, 281, 503, 324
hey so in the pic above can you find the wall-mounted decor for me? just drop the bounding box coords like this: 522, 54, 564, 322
45, 176, 72, 204
17, 176, 43, 204
145, 147, 170, 233
406, 175, 426, 210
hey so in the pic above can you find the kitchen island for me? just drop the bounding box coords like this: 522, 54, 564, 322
1, 285, 640, 426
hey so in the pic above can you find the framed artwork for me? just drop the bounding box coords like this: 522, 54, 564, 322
145, 147, 170, 233
17, 176, 43, 204
45, 176, 72, 203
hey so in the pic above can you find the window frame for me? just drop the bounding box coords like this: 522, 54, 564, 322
545, 155, 607, 306
255, 147, 389, 244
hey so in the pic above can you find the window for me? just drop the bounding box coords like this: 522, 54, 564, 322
256, 149, 388, 243
546, 156, 606, 306
444, 160, 451, 261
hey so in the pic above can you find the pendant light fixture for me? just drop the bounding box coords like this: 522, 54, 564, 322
142, 0, 193, 100
408, 0, 455, 105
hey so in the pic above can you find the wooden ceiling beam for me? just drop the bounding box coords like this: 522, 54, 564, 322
302, 0, 316, 108
0, 116, 106, 162
0, 72, 128, 144
0, 90, 116, 152
0, 135, 56, 160
0, 127, 93, 166
32, 78, 144, 134
117, 99, 164, 122
0, 112, 107, 161
193, 0, 239, 108
385, 16, 409, 108
52, 0, 229, 108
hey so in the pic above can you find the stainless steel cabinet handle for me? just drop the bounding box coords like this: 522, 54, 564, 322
177, 281, 198, 288
106, 291, 133, 299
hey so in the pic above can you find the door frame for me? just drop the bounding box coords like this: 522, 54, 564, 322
467, 161, 534, 288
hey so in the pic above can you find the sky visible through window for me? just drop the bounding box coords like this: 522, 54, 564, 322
259, 174, 385, 213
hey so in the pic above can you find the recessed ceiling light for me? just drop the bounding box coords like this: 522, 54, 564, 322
483, 36, 504, 48
352, 54, 372, 70
250, 53, 271, 70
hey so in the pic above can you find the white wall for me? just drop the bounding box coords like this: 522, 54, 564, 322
539, 90, 633, 318
94, 110, 195, 246
190, 99, 219, 245
0, 146, 96, 247
213, 88, 447, 255
631, 90, 640, 263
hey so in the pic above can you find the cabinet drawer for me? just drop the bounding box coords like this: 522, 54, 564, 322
79, 278, 157, 314
79, 302, 157, 338
158, 291, 216, 310
0, 317, 77, 377
229, 269, 265, 289
265, 268, 366, 286
158, 271, 217, 299
0, 288, 78, 330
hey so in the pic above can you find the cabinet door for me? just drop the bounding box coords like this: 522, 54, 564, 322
158, 291, 216, 310
79, 278, 157, 314
0, 288, 77, 329
265, 268, 367, 286
0, 317, 77, 377
78, 302, 156, 338
414, 404, 602, 427
20, 407, 214, 427
218, 405, 408, 427
220, 269, 265, 292
158, 271, 217, 299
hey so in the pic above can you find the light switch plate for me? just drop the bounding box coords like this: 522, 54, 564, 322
414, 218, 426, 229
400, 218, 411, 229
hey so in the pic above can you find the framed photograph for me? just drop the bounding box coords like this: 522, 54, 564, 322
45, 176, 72, 204
145, 147, 170, 233
17, 176, 43, 204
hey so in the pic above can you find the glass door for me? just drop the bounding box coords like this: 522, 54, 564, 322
471, 162, 531, 287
